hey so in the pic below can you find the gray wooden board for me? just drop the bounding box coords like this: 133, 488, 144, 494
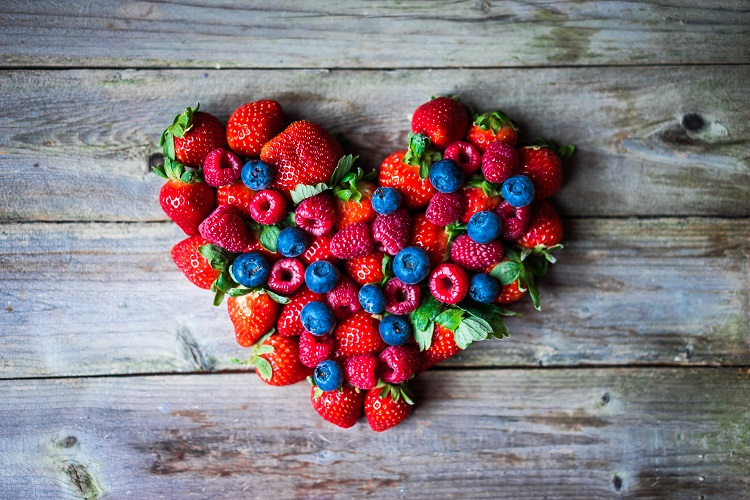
1, 0, 749, 68
1, 218, 747, 379
1, 67, 748, 222
0, 368, 748, 498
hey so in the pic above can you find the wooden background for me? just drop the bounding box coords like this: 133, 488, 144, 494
1, 1, 749, 498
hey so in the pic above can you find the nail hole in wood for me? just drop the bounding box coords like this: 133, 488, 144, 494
682, 113, 705, 132
149, 152, 164, 169
612, 474, 623, 491
685, 345, 694, 360
601, 392, 610, 405
58, 435, 78, 448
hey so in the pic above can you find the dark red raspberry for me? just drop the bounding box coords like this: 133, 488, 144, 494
202, 148, 244, 187
300, 233, 339, 266
295, 193, 336, 236
298, 331, 334, 368
198, 205, 252, 253
449, 234, 504, 271
425, 192, 463, 226
379, 345, 420, 384
330, 222, 374, 259
496, 200, 531, 241
267, 258, 305, 295
371, 208, 411, 256
249, 189, 286, 225
382, 277, 421, 314
429, 262, 469, 304
444, 141, 481, 176
481, 141, 519, 184
343, 353, 380, 390
326, 275, 361, 319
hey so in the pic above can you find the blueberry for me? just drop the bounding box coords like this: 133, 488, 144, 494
378, 314, 412, 346
501, 175, 535, 208
231, 252, 270, 288
467, 211, 502, 244
371, 187, 402, 215
469, 273, 500, 303
300, 301, 336, 335
313, 359, 343, 392
393, 246, 430, 284
277, 227, 308, 258
305, 260, 340, 294
241, 160, 274, 190
429, 159, 465, 193
358, 283, 386, 314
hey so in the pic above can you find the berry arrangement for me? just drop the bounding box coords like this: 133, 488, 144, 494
155, 97, 572, 431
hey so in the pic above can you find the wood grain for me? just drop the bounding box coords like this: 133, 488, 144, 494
1, 1, 748, 68
1, 218, 747, 378
1, 369, 748, 498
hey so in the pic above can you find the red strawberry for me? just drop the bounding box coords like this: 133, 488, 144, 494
496, 200, 531, 241
425, 191, 463, 226
244, 231, 280, 263
330, 222, 374, 259
334, 180, 377, 230
379, 345, 420, 384
344, 251, 385, 286
517, 200, 563, 249
161, 104, 228, 168
298, 330, 335, 368
158, 174, 216, 236
383, 278, 421, 315
333, 310, 385, 357
410, 213, 449, 267
295, 193, 336, 236
202, 148, 243, 187
378, 150, 436, 210
326, 275, 361, 319
170, 235, 221, 290
420, 324, 461, 370
198, 205, 252, 253
444, 141, 482, 176
227, 292, 281, 347
460, 186, 501, 224
371, 208, 411, 256
518, 146, 564, 199
310, 384, 363, 429
466, 110, 518, 152
411, 96, 469, 150
343, 354, 380, 390
217, 181, 256, 219
277, 286, 324, 337
481, 141, 520, 184
226, 99, 284, 157
429, 263, 469, 305
245, 333, 312, 386
495, 279, 527, 305
449, 234, 504, 271
300, 233, 339, 266
248, 189, 287, 225
364, 383, 413, 432
260, 120, 343, 197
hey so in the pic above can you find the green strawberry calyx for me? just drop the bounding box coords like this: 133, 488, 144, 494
472, 110, 518, 134
307, 377, 354, 400
232, 330, 276, 380
332, 166, 376, 203
375, 380, 414, 405
152, 156, 203, 184
489, 247, 559, 311
403, 132, 442, 179
523, 138, 575, 160
465, 174, 502, 198
160, 103, 199, 160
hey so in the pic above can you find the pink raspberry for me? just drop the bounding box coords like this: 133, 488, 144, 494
198, 206, 252, 253
202, 148, 243, 187
383, 277, 421, 314
496, 200, 531, 241
379, 345, 420, 384
481, 141, 520, 184
249, 189, 286, 225
267, 258, 305, 295
298, 331, 334, 368
295, 193, 336, 236
426, 191, 463, 226
343, 353, 380, 390
330, 222, 374, 259
444, 141, 481, 176
326, 275, 361, 319
429, 262, 469, 304
449, 234, 504, 271
371, 208, 411, 256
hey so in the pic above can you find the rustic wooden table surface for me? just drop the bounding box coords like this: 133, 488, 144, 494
1, 1, 749, 498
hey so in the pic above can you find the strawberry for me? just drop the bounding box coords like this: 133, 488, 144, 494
157, 170, 216, 236
411, 96, 469, 150
198, 205, 252, 253
425, 191, 463, 226
420, 324, 461, 370
242, 332, 312, 386
495, 279, 527, 305
330, 222, 374, 259
260, 120, 343, 197
517, 200, 563, 249
277, 286, 324, 337
161, 104, 228, 168
410, 213, 449, 267
364, 382, 413, 432
226, 99, 284, 157
460, 186, 501, 224
333, 180, 377, 230
333, 310, 385, 357
227, 292, 281, 347
298, 330, 335, 368
466, 110, 518, 152
170, 235, 221, 290
371, 208, 411, 256
343, 354, 380, 390
449, 234, 504, 271
217, 181, 256, 219
310, 384, 363, 429
344, 251, 385, 286
300, 233, 339, 266
378, 150, 436, 210
379, 345, 420, 384
518, 145, 564, 199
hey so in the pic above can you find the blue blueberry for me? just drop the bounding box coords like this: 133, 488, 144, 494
371, 187, 402, 215
300, 301, 336, 335
501, 175, 535, 208
305, 260, 340, 294
467, 211, 503, 244
393, 246, 430, 284
429, 159, 464, 193
358, 284, 386, 314
469, 273, 500, 303
241, 160, 274, 190
277, 227, 308, 258
313, 359, 344, 392
231, 252, 270, 288
379, 314, 412, 346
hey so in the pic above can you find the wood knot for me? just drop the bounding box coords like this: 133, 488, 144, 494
612, 474, 623, 491
148, 152, 164, 169
681, 113, 705, 132
58, 435, 78, 448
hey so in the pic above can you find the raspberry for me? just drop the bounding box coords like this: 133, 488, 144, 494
444, 141, 481, 176
326, 275, 361, 319
382, 277, 421, 314
425, 191, 463, 226
295, 193, 336, 236
429, 263, 469, 304
198, 206, 252, 253
449, 234, 504, 271
249, 189, 286, 225
371, 208, 411, 256
203, 148, 243, 187
343, 353, 380, 390
298, 331, 334, 368
496, 200, 531, 241
481, 141, 519, 184
379, 345, 420, 384
267, 258, 305, 295
330, 222, 374, 259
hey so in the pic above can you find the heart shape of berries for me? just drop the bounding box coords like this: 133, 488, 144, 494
156, 97, 573, 431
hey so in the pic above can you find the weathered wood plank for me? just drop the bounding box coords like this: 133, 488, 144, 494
1, 218, 747, 378
1, 0, 748, 68
1, 369, 748, 498
1, 67, 748, 222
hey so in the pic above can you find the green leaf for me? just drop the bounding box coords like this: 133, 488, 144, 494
490, 261, 524, 285
526, 273, 541, 311
226, 287, 257, 297
381, 254, 392, 278
419, 162, 430, 180
212, 289, 225, 307
253, 357, 273, 381
558, 144, 575, 160
524, 254, 549, 277
265, 289, 291, 304
453, 317, 492, 349
488, 317, 510, 339
290, 183, 329, 205
335, 189, 352, 202
412, 295, 442, 332
259, 225, 281, 253
505, 247, 522, 263
255, 345, 275, 355
198, 244, 231, 271
230, 358, 244, 364
329, 155, 358, 187
413, 321, 434, 352
215, 272, 238, 293
435, 308, 464, 331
